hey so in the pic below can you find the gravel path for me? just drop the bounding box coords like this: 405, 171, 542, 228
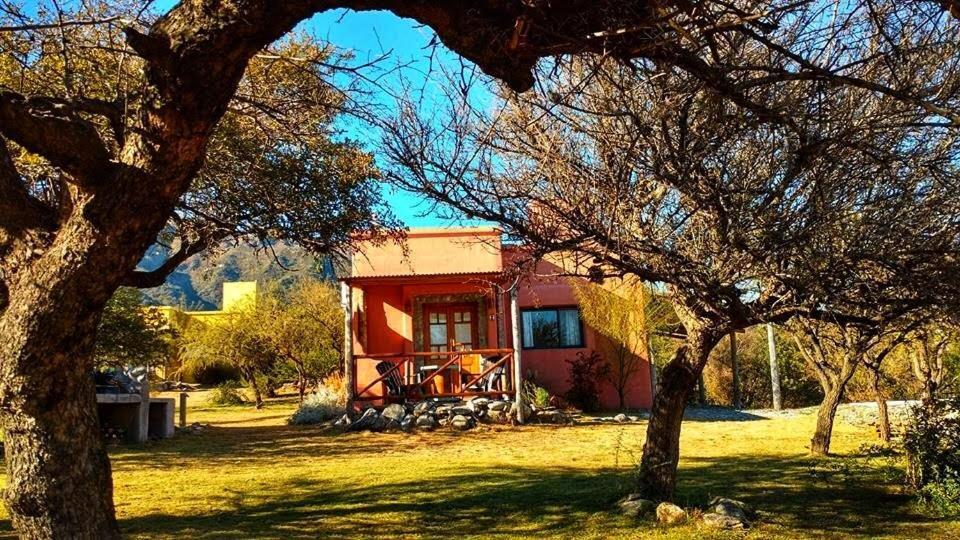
582, 401, 919, 425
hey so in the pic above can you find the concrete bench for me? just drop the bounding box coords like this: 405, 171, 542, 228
96, 393, 175, 443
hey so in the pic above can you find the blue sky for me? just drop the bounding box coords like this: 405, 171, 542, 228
306, 9, 473, 227
147, 2, 484, 228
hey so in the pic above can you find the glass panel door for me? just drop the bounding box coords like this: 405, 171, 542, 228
422, 303, 479, 395
453, 309, 474, 350
428, 311, 448, 353
423, 304, 478, 353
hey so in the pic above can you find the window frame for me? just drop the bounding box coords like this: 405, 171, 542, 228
519, 306, 585, 350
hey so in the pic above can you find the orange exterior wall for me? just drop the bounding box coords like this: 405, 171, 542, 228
503, 261, 653, 410
346, 229, 653, 411
350, 227, 502, 278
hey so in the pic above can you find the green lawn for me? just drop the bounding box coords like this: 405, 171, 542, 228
1, 394, 957, 539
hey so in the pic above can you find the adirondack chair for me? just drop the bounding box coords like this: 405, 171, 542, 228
375, 361, 411, 402
464, 355, 506, 393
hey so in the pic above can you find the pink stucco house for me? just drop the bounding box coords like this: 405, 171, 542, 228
339, 227, 653, 411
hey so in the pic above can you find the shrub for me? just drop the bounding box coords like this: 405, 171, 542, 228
208, 381, 247, 406
918, 479, 960, 517
523, 381, 552, 409
181, 359, 240, 385
289, 377, 347, 425
565, 350, 609, 412
322, 372, 347, 397
903, 397, 960, 516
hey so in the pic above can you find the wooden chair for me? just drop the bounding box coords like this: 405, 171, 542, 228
464, 355, 506, 393
375, 361, 411, 402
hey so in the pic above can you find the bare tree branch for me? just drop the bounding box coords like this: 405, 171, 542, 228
0, 15, 123, 33
121, 238, 206, 289
0, 137, 54, 234
0, 90, 114, 188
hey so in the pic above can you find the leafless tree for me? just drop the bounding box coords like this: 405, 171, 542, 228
791, 317, 917, 453
909, 322, 958, 403
381, 37, 960, 498
0, 0, 720, 536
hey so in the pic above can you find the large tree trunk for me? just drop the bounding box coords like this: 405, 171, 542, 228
0, 219, 127, 537
637, 330, 718, 501
0, 316, 118, 538
810, 384, 845, 456
809, 354, 860, 456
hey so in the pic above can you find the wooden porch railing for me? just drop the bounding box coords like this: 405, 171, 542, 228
353, 348, 514, 402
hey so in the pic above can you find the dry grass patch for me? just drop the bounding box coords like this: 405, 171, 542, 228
0, 392, 956, 539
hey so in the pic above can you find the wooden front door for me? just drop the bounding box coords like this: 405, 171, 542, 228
423, 303, 478, 353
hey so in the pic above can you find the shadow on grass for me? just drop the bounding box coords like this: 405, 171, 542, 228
114, 443, 953, 539
120, 466, 633, 539
673, 453, 941, 537
109, 421, 518, 471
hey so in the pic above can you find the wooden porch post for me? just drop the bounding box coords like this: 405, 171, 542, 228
341, 281, 355, 411
495, 288, 507, 349
510, 286, 525, 423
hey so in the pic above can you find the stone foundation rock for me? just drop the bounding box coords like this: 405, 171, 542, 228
415, 414, 437, 430
349, 408, 379, 431
702, 512, 748, 529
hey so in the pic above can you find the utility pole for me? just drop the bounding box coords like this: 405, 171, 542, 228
766, 323, 783, 411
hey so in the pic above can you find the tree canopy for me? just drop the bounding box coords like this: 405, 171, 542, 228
2, 0, 960, 536
382, 44, 960, 499
94, 287, 171, 369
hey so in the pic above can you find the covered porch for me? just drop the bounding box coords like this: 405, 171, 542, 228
340, 275, 524, 408
354, 349, 516, 403
338, 227, 524, 411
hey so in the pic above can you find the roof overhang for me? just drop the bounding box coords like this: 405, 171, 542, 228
341, 271, 504, 287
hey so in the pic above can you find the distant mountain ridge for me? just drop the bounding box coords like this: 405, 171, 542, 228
139, 243, 332, 309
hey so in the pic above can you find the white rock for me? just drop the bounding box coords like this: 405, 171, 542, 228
655, 502, 687, 525
618, 494, 655, 518
702, 512, 748, 530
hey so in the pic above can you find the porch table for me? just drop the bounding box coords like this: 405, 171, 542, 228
419, 364, 461, 395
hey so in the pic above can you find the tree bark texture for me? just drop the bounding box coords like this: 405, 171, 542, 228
0, 284, 117, 538
870, 370, 891, 443
637, 330, 720, 501
810, 384, 845, 456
